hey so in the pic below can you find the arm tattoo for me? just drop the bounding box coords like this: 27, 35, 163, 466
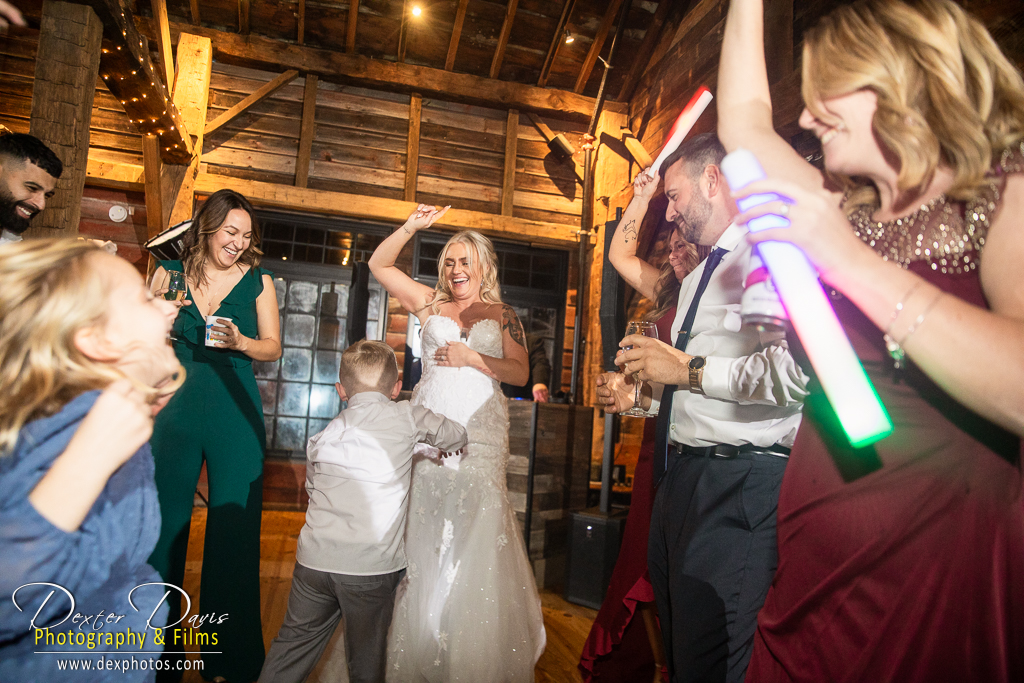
501, 304, 527, 348
403, 224, 413, 235
622, 219, 638, 244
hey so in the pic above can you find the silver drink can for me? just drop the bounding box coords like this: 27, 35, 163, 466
741, 250, 788, 331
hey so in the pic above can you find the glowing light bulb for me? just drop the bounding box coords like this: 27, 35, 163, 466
411, 5, 422, 16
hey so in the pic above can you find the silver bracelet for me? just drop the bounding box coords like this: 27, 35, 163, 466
883, 292, 943, 370
885, 281, 923, 336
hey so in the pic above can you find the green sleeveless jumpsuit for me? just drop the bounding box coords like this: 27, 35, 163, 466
148, 260, 272, 682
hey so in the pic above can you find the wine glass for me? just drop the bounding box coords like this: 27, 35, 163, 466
160, 270, 187, 341
162, 270, 187, 302
621, 320, 659, 417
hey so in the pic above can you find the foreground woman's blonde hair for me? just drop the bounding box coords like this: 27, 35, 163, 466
427, 231, 503, 314
802, 0, 1024, 208
0, 240, 182, 454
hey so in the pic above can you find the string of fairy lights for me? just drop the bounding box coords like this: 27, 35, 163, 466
96, 4, 192, 164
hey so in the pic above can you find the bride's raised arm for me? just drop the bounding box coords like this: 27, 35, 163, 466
368, 204, 450, 319
717, 0, 830, 195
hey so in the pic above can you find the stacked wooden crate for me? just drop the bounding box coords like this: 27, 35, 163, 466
506, 401, 593, 589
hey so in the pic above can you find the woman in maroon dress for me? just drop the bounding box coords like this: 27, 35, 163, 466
716, 0, 1024, 681
578, 170, 696, 682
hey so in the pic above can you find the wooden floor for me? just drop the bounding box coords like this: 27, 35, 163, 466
178, 509, 596, 682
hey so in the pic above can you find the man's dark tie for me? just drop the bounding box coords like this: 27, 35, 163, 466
652, 246, 729, 487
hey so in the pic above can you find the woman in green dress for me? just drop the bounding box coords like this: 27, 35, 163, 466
149, 189, 282, 682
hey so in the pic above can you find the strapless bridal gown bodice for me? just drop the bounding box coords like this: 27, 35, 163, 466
387, 315, 546, 682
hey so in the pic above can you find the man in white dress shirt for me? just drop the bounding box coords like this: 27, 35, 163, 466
0, 133, 62, 244
597, 133, 808, 683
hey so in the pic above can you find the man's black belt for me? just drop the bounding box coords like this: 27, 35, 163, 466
674, 443, 791, 459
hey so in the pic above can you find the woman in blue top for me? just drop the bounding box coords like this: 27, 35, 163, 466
0, 240, 183, 682
149, 190, 281, 682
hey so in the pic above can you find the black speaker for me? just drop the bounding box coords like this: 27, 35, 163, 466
600, 212, 627, 371
564, 507, 628, 609
347, 261, 370, 346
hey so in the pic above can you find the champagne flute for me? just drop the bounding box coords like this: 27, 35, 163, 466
621, 320, 659, 417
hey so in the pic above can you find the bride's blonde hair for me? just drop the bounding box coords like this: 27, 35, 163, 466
0, 240, 183, 454
427, 231, 503, 314
802, 0, 1024, 209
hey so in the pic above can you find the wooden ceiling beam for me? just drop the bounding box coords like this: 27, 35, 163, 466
538, 0, 574, 87
489, 0, 518, 79
193, 173, 586, 247
87, 0, 193, 163
346, 0, 359, 53
204, 69, 300, 135
574, 0, 624, 94
445, 0, 468, 70
140, 18, 626, 121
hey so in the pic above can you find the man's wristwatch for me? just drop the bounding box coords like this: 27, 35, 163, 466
688, 356, 706, 394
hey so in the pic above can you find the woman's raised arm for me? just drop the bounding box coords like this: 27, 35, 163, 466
717, 0, 829, 193
368, 204, 449, 319
607, 169, 664, 301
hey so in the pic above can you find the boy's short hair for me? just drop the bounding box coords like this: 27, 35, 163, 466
338, 340, 399, 396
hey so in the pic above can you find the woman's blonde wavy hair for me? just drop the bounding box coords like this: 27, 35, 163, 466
802, 0, 1024, 209
0, 240, 183, 454
427, 231, 503, 314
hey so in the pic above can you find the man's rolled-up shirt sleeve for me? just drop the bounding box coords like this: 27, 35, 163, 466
701, 341, 810, 407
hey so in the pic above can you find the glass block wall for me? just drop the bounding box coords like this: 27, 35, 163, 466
254, 262, 386, 456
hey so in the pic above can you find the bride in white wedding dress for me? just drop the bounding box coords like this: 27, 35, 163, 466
368, 205, 546, 682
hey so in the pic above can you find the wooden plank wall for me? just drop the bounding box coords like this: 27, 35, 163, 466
200, 62, 587, 229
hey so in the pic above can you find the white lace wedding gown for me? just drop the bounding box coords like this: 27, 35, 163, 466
386, 315, 546, 682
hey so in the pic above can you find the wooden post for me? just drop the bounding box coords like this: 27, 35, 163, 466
143, 134, 164, 238
501, 109, 518, 216
295, 74, 318, 188
238, 0, 250, 34
404, 94, 421, 202
161, 32, 212, 227
188, 0, 201, 25
25, 0, 102, 238
764, 0, 794, 84
585, 109, 629, 455
297, 0, 305, 45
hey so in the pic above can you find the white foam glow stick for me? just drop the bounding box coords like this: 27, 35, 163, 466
720, 148, 893, 448
646, 87, 714, 179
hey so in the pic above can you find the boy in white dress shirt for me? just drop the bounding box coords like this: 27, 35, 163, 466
259, 340, 467, 683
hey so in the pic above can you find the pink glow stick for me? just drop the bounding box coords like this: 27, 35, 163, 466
645, 87, 714, 179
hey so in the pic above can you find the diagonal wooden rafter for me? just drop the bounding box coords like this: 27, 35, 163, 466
574, 0, 624, 94
238, 0, 250, 34
346, 0, 360, 53
204, 69, 300, 135
617, 0, 673, 102
538, 0, 574, 88
87, 0, 193, 163
489, 0, 518, 79
445, 0, 469, 71
150, 0, 173, 93
140, 18, 625, 121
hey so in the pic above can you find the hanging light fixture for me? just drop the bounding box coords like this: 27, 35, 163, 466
564, 28, 574, 44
